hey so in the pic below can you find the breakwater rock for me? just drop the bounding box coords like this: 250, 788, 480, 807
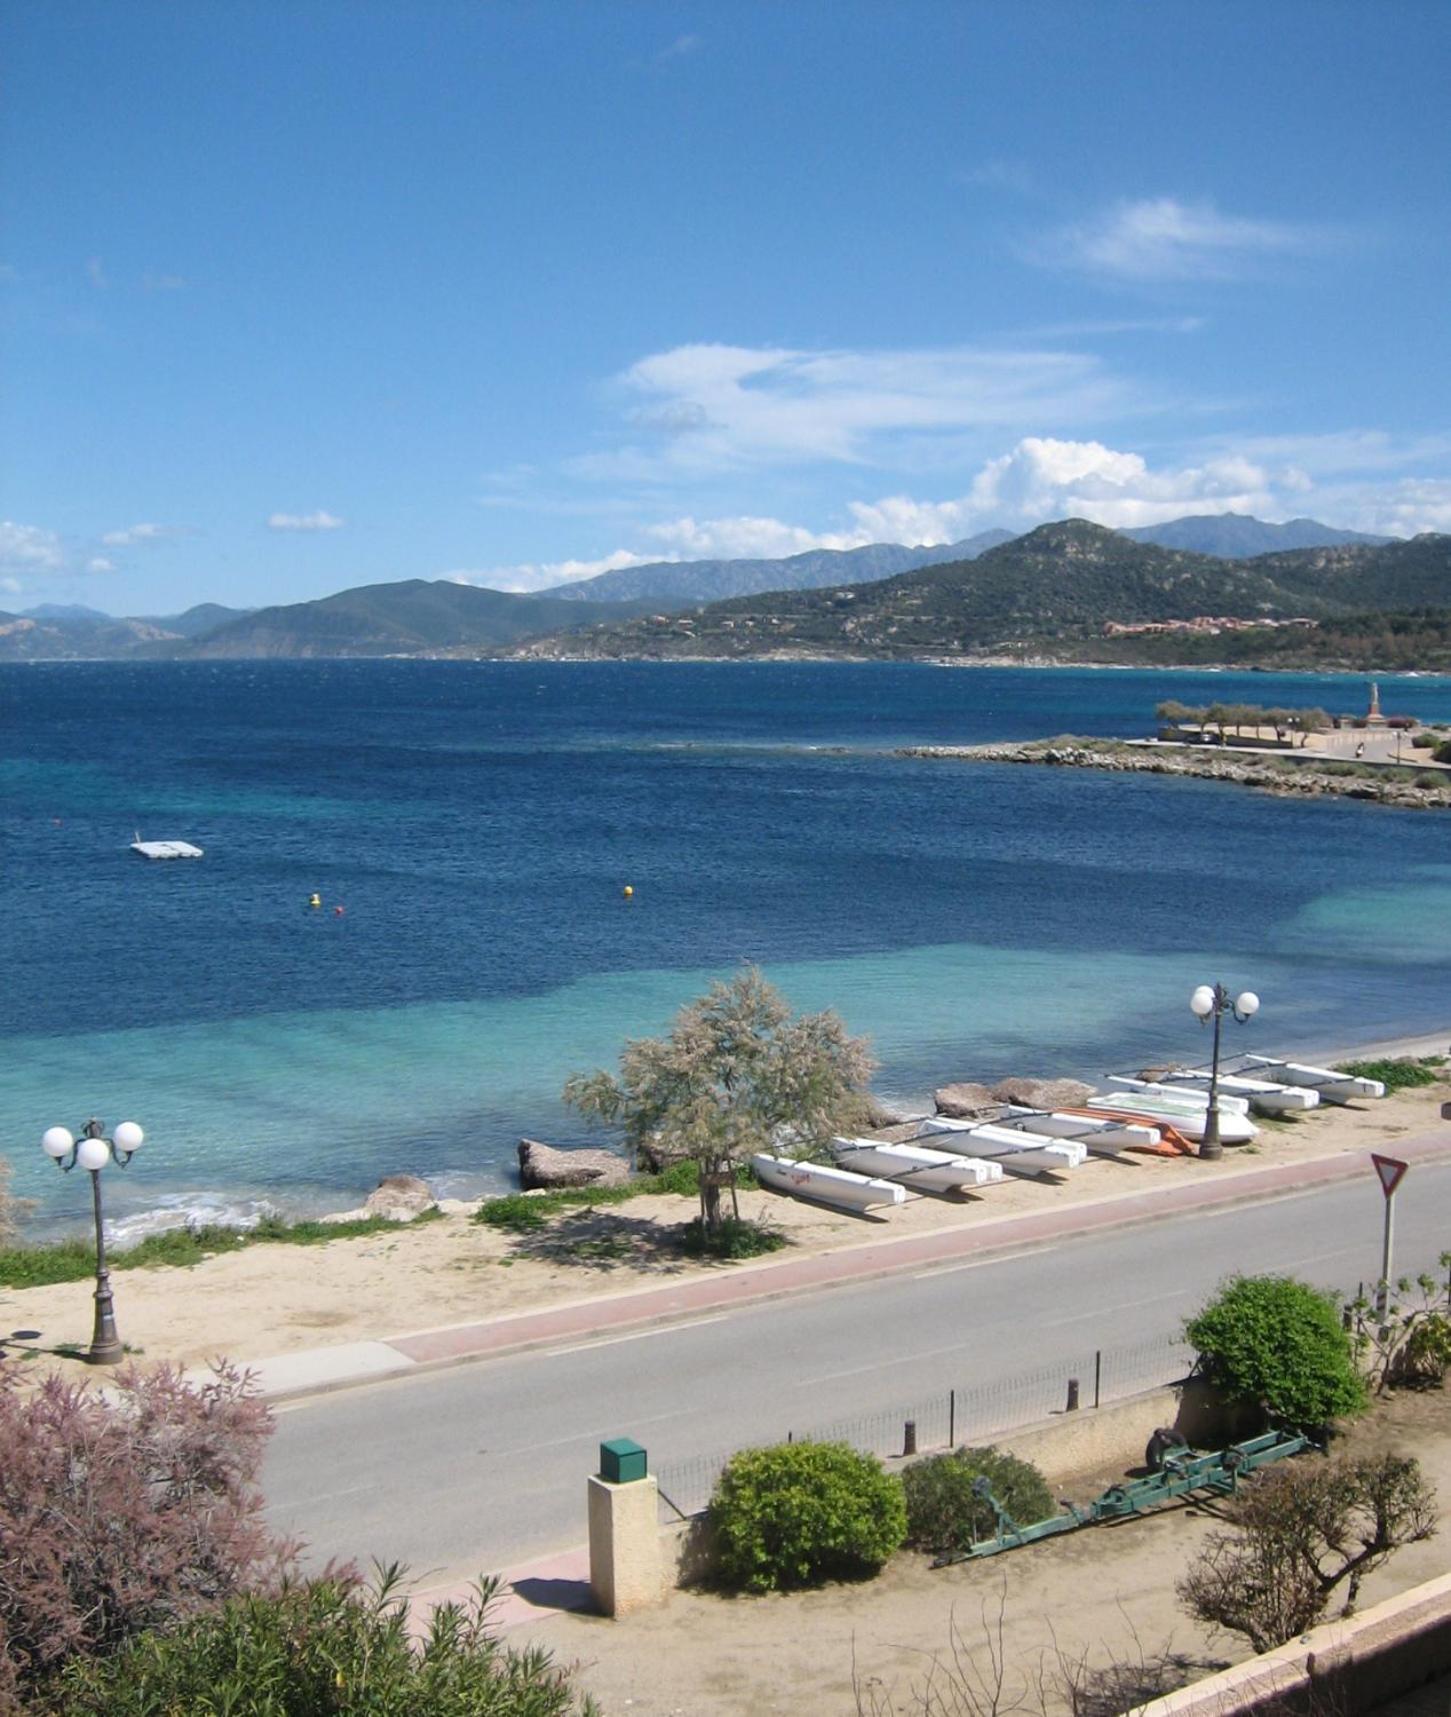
899, 741, 1451, 811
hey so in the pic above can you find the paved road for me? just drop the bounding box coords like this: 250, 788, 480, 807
264, 1162, 1451, 1582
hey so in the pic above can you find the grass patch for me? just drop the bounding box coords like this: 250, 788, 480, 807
1335, 1056, 1447, 1093
472, 1157, 752, 1230
0, 1207, 444, 1290
681, 1217, 788, 1259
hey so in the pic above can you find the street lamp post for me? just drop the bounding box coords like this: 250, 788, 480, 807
40, 1117, 144, 1365
1189, 985, 1260, 1161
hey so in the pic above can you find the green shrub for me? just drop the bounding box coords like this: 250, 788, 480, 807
1186, 1275, 1367, 1428
1410, 731, 1437, 749
475, 1194, 549, 1232
901, 1446, 1056, 1554
680, 1216, 786, 1259
1335, 1056, 1445, 1092
708, 1440, 907, 1592
1436, 739, 1451, 765
51, 1566, 591, 1717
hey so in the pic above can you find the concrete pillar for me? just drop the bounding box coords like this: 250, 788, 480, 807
588, 1473, 664, 1616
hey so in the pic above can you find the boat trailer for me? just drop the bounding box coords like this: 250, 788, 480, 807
933, 1428, 1316, 1566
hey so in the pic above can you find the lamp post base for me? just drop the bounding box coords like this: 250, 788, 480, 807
87, 1273, 124, 1366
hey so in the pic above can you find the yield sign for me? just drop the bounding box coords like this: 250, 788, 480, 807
1371, 1153, 1409, 1198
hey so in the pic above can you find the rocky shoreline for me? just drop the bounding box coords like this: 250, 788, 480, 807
899, 739, 1451, 810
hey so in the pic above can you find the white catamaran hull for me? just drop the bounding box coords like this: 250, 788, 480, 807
1086, 1095, 1257, 1144
751, 1153, 907, 1212
1241, 1056, 1386, 1103
916, 1118, 1088, 1175
1153, 1070, 1319, 1114
999, 1106, 1162, 1152
830, 1139, 1004, 1190
1104, 1076, 1252, 1115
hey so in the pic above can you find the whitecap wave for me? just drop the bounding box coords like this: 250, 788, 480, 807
108, 1193, 282, 1249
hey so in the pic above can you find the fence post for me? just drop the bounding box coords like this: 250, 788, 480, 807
948, 1388, 956, 1448
1093, 1350, 1102, 1410
903, 1420, 917, 1457
1066, 1377, 1080, 1412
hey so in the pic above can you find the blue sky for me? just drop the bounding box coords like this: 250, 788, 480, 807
3, 1, 1449, 614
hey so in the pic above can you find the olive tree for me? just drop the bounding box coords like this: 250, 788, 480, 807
563, 967, 874, 1233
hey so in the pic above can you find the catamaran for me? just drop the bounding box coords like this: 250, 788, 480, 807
995, 1106, 1162, 1154
915, 1117, 1088, 1177
1240, 1056, 1386, 1104
830, 1138, 1005, 1191
1103, 1076, 1252, 1115
1141, 1068, 1320, 1114
751, 1153, 907, 1212
1085, 1092, 1257, 1144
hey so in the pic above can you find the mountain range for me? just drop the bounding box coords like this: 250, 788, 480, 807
539, 529, 1014, 604
0, 513, 1435, 664
513, 521, 1451, 663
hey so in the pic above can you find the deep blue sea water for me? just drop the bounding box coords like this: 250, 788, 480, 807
3, 660, 1449, 1237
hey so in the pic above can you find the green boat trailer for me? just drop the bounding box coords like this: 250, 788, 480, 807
934, 1428, 1316, 1566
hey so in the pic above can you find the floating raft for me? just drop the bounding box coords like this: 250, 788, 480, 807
130, 838, 204, 860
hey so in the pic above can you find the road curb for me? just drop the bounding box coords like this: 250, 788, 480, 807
257, 1131, 1451, 1405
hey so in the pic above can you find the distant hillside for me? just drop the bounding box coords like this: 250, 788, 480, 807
511, 520, 1451, 663
19, 602, 113, 621
1125, 513, 1392, 557
542, 530, 1014, 605
0, 609, 181, 660
174, 578, 659, 657
146, 602, 251, 637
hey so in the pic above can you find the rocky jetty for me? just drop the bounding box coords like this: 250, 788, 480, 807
900, 740, 1451, 811
518, 1138, 631, 1191
991, 1076, 1095, 1109
933, 1081, 1002, 1119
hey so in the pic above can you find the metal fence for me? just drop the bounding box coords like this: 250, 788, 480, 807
654, 1325, 1194, 1522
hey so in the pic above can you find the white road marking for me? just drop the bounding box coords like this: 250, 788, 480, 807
912, 1245, 1053, 1280
546, 1314, 726, 1358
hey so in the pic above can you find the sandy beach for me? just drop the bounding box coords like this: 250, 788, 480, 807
6, 1033, 1446, 1374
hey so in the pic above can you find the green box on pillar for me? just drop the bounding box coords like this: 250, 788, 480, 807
599, 1438, 648, 1484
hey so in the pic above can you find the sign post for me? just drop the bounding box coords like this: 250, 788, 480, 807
1370, 1153, 1409, 1316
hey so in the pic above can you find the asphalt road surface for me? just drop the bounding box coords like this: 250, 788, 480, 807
265, 1162, 1451, 1582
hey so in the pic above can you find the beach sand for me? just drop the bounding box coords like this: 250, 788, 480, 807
6, 1033, 1446, 1373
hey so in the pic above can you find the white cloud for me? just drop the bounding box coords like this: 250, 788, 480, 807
1, 576, 21, 596
639, 515, 865, 559
1038, 197, 1331, 282
85, 556, 117, 574
267, 510, 345, 532
0, 521, 65, 571
576, 340, 1132, 480
101, 521, 182, 546
655, 32, 700, 62
449, 549, 652, 595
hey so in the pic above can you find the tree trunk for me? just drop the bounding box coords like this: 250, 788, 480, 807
701, 1170, 723, 1232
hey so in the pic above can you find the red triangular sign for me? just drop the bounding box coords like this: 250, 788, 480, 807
1371, 1153, 1408, 1197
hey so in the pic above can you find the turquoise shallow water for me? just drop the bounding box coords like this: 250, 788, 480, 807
2, 660, 1448, 1237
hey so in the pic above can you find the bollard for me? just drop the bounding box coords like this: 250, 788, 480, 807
1066, 1377, 1080, 1412
903, 1419, 917, 1457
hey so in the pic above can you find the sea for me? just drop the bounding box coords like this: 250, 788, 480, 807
3, 659, 1449, 1240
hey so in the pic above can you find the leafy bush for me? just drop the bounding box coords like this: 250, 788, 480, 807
1185, 1275, 1367, 1429
0, 1360, 291, 1707
1436, 739, 1451, 765
901, 1446, 1056, 1554
1335, 1055, 1445, 1092
680, 1216, 787, 1259
51, 1566, 592, 1717
708, 1440, 906, 1592
476, 1194, 550, 1232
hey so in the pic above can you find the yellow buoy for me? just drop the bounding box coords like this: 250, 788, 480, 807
622, 884, 634, 897
309, 892, 322, 909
